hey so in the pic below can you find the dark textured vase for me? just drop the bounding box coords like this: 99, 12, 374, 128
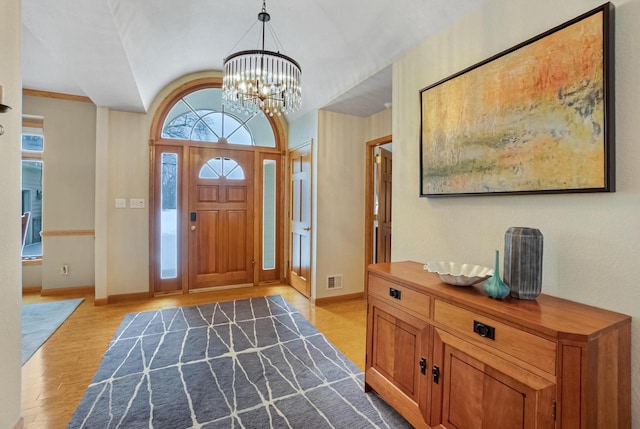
504, 227, 543, 300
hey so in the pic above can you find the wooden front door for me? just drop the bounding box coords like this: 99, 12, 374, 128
289, 143, 312, 298
189, 147, 254, 289
376, 147, 392, 263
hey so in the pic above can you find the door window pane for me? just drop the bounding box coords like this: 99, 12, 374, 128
160, 153, 178, 279
199, 157, 245, 180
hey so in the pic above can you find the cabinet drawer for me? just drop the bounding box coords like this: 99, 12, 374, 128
369, 275, 431, 319
434, 300, 556, 375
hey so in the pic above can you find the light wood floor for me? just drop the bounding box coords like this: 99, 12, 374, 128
21, 285, 367, 429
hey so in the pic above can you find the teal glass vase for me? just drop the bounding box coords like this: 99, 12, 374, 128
483, 250, 510, 300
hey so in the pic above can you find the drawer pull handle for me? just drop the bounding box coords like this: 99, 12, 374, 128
389, 288, 402, 300
473, 320, 495, 340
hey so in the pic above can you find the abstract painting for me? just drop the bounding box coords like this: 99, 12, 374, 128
420, 3, 614, 197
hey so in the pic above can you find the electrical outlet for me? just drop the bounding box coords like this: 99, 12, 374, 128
115, 198, 126, 208
60, 265, 69, 275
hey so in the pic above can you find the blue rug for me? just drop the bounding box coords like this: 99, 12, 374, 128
68, 295, 411, 428
22, 298, 83, 365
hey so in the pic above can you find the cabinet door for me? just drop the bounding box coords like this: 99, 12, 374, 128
366, 299, 431, 427
431, 329, 555, 429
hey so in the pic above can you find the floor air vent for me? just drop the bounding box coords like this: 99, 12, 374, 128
327, 274, 343, 290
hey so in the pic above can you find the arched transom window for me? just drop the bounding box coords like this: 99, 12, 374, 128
199, 157, 245, 180
161, 88, 275, 147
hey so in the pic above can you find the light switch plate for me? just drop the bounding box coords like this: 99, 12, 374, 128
130, 198, 145, 209
115, 198, 126, 208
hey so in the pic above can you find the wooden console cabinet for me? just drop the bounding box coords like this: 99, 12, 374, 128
365, 261, 631, 429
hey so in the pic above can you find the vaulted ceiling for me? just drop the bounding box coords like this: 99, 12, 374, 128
22, 0, 487, 120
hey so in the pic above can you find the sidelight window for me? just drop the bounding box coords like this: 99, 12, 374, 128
160, 153, 178, 279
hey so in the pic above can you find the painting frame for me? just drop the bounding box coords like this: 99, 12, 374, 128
419, 3, 615, 197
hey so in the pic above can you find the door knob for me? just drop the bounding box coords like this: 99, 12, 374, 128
190, 225, 196, 231
303, 227, 311, 231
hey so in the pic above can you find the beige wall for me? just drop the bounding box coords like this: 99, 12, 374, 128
288, 110, 318, 151
22, 96, 97, 290
393, 0, 640, 422
22, 263, 42, 287
105, 110, 149, 295
95, 107, 109, 300
316, 110, 366, 299
364, 108, 392, 141
0, 0, 23, 426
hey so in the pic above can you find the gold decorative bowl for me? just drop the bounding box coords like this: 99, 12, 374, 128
424, 261, 494, 286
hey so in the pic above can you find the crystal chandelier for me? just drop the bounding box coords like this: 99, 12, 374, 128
222, 1, 302, 117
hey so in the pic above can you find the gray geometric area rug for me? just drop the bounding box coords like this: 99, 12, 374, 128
22, 298, 84, 365
68, 295, 411, 429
